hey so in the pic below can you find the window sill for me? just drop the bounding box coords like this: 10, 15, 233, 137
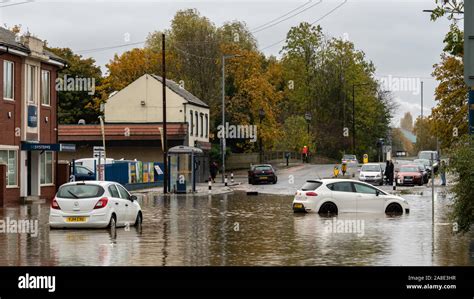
3, 98, 14, 102
41, 104, 51, 108
6, 185, 19, 189
40, 183, 55, 187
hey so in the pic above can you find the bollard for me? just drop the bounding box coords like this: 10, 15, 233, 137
393, 178, 396, 191
231, 172, 234, 183
208, 176, 212, 193
225, 175, 228, 187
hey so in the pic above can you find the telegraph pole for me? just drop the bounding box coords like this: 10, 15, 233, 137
162, 33, 168, 193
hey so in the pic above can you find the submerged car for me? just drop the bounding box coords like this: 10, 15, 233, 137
359, 163, 384, 185
49, 181, 143, 229
292, 179, 409, 214
396, 165, 424, 186
248, 164, 277, 184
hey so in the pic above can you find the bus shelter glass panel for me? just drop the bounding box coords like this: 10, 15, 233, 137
169, 153, 193, 193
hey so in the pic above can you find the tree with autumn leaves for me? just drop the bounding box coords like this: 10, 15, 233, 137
53, 9, 393, 159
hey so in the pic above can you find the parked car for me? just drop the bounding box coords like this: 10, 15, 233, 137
413, 158, 432, 176
396, 165, 424, 186
417, 151, 439, 172
49, 181, 142, 230
292, 179, 409, 214
413, 162, 429, 184
73, 165, 96, 181
341, 154, 358, 166
248, 164, 277, 184
359, 163, 384, 185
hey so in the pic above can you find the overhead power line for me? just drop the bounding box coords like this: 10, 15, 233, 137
251, 0, 323, 34
260, 0, 347, 51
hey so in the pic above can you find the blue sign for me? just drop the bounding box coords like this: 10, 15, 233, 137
27, 105, 38, 128
21, 142, 76, 152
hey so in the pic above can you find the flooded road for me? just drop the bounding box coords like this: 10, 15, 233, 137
0, 191, 473, 266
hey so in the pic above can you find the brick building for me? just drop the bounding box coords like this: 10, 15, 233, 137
0, 28, 66, 206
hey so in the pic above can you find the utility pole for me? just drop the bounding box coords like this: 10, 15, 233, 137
162, 33, 168, 194
421, 81, 424, 119
352, 84, 355, 154
221, 55, 226, 184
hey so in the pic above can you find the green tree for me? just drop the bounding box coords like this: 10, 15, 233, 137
413, 117, 437, 152
47, 47, 102, 124
449, 137, 474, 233
276, 116, 314, 152
400, 112, 414, 132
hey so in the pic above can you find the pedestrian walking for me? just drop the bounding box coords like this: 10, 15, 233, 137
440, 160, 447, 186
341, 162, 347, 176
210, 161, 218, 183
384, 161, 390, 185
302, 146, 308, 163
333, 165, 340, 178
388, 160, 394, 186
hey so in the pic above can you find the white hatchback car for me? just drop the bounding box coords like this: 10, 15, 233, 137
49, 181, 143, 229
292, 179, 409, 214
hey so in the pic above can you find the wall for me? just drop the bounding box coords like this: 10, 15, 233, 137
226, 153, 259, 170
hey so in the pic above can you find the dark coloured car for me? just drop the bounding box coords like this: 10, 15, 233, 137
73, 165, 96, 181
248, 164, 277, 185
396, 165, 424, 186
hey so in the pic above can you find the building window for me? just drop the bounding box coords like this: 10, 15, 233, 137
3, 60, 14, 100
205, 114, 208, 138
26, 65, 37, 103
195, 111, 198, 137
0, 150, 17, 186
41, 70, 50, 105
190, 110, 193, 136
200, 113, 203, 137
40, 151, 53, 185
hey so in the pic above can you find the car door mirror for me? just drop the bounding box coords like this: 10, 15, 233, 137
129, 195, 137, 201
375, 190, 380, 197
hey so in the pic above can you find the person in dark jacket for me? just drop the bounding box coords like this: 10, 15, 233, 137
384, 161, 390, 185
210, 161, 218, 183
388, 161, 395, 185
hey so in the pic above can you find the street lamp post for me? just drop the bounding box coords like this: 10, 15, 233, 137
259, 108, 265, 163
304, 112, 312, 134
221, 54, 241, 183
352, 83, 370, 154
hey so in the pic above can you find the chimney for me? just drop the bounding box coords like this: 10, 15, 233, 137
21, 33, 47, 60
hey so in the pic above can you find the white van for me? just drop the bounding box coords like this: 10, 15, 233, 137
74, 158, 115, 172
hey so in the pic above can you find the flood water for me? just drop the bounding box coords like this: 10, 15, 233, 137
0, 191, 473, 266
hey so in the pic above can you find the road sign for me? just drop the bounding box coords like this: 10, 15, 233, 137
93, 146, 105, 158
465, 1, 474, 86
382, 145, 392, 153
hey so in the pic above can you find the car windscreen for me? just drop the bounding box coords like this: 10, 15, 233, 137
301, 181, 322, 191
414, 159, 429, 166
361, 165, 380, 172
57, 184, 105, 199
419, 152, 437, 160
343, 155, 355, 160
399, 167, 419, 172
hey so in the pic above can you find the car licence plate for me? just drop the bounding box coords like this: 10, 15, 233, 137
65, 216, 87, 223
259, 176, 268, 180
293, 203, 303, 209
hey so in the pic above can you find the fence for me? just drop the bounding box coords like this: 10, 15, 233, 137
105, 161, 164, 191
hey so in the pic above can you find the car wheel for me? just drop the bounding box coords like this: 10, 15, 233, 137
318, 202, 338, 216
108, 214, 117, 237
248, 178, 253, 185
273, 177, 277, 184
385, 203, 403, 215
134, 212, 143, 226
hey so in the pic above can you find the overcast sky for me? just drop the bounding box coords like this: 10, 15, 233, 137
0, 0, 455, 126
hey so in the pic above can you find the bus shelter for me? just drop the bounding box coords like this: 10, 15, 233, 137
168, 146, 203, 193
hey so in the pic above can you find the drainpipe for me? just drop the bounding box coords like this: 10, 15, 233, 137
55, 62, 68, 191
